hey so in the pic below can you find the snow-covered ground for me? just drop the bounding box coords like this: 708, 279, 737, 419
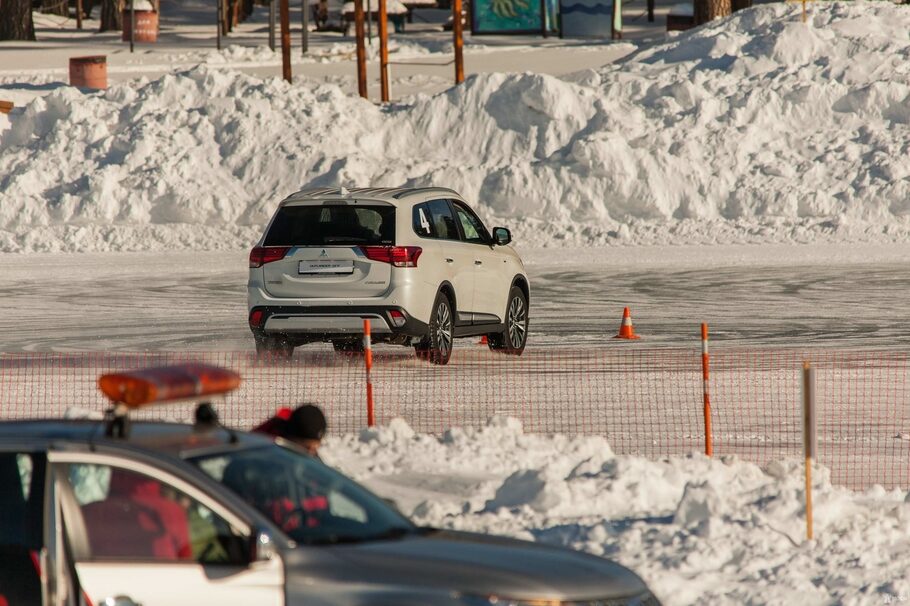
321, 417, 910, 605
4, 2, 910, 252
5, 3, 910, 601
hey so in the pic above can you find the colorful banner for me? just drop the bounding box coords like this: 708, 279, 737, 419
471, 0, 558, 34
560, 0, 614, 37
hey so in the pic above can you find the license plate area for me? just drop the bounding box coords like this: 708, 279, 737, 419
298, 260, 354, 275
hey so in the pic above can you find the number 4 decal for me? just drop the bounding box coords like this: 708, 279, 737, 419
419, 208, 431, 234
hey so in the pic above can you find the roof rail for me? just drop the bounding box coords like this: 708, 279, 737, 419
392, 187, 457, 199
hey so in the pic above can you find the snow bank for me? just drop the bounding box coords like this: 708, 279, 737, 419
4, 2, 910, 252
323, 417, 910, 605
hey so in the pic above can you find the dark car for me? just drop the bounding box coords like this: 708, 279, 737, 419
0, 418, 660, 606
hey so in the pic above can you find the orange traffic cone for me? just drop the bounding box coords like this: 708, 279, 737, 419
614, 307, 641, 340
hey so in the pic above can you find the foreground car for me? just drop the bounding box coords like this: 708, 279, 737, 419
0, 420, 659, 606
0, 365, 659, 606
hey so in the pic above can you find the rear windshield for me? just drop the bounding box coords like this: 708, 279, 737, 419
264, 205, 395, 246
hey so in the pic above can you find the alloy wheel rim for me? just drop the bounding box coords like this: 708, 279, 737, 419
508, 296, 526, 347
435, 302, 452, 356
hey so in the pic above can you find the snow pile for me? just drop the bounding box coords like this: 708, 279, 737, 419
4, 2, 910, 251
323, 417, 910, 605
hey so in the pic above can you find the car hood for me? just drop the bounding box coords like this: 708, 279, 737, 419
283, 528, 648, 601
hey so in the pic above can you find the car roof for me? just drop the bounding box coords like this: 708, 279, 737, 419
0, 419, 271, 458
281, 186, 462, 206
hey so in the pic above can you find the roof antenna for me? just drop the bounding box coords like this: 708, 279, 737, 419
339, 186, 350, 197
194, 402, 239, 444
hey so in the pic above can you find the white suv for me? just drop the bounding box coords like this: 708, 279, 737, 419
247, 187, 530, 364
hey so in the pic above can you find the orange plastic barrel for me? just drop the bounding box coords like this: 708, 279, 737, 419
122, 9, 159, 43
69, 56, 108, 90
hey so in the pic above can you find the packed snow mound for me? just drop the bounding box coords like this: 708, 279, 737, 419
323, 417, 910, 605
3, 2, 910, 252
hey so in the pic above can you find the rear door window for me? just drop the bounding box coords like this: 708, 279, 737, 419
265, 205, 395, 246
426, 199, 459, 241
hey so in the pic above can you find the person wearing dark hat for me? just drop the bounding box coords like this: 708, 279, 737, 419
253, 404, 327, 458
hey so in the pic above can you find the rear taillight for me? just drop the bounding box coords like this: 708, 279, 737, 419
249, 309, 265, 328
359, 246, 422, 268
388, 310, 406, 327
249, 246, 291, 268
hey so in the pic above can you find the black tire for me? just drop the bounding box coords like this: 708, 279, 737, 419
332, 339, 364, 354
488, 286, 528, 355
255, 336, 294, 360
415, 292, 454, 365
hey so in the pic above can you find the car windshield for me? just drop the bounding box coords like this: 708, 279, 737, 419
188, 445, 415, 546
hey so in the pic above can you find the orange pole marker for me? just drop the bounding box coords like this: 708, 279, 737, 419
613, 307, 641, 340
701, 323, 713, 456
479, 335, 488, 345
363, 319, 375, 427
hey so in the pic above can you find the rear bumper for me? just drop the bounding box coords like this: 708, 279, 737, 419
249, 306, 428, 341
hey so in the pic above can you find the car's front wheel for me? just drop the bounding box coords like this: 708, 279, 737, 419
255, 335, 294, 360
415, 292, 454, 365
488, 286, 528, 355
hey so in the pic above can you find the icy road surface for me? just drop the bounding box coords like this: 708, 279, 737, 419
2, 243, 909, 352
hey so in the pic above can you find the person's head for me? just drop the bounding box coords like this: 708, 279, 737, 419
284, 404, 327, 456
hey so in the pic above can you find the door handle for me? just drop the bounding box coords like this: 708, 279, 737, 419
474, 260, 482, 265
102, 596, 142, 606
445, 258, 454, 263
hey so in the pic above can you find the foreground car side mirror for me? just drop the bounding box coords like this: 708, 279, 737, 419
250, 530, 279, 563
492, 227, 511, 246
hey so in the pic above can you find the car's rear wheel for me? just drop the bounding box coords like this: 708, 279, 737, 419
332, 339, 364, 354
415, 292, 454, 365
488, 286, 528, 355
255, 336, 294, 360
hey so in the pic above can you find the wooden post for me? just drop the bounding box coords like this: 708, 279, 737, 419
217, 0, 223, 49
539, 0, 547, 37
701, 323, 713, 456
453, 0, 464, 85
378, 0, 390, 102
366, 0, 373, 44
301, 0, 309, 54
76, 0, 83, 29
364, 319, 375, 427
129, 0, 136, 52
611, 0, 621, 39
269, 0, 276, 51
280, 0, 292, 83
803, 361, 817, 541
354, 0, 368, 98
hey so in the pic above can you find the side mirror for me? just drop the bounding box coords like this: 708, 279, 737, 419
492, 227, 511, 246
249, 530, 278, 563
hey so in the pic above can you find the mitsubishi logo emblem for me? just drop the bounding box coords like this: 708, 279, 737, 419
320, 249, 328, 257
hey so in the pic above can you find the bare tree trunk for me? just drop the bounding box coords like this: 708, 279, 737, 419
41, 0, 69, 17
694, 0, 730, 25
0, 0, 37, 40
99, 0, 124, 31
